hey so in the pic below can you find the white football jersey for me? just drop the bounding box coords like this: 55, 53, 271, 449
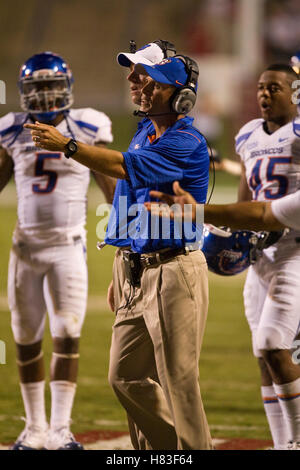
0, 108, 113, 246
236, 116, 300, 251
235, 117, 300, 202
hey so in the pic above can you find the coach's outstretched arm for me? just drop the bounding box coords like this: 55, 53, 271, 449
145, 181, 286, 231
24, 122, 127, 179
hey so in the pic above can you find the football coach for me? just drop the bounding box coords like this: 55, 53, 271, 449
25, 56, 213, 450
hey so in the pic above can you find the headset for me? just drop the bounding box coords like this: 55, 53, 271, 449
170, 55, 199, 114
153, 39, 177, 58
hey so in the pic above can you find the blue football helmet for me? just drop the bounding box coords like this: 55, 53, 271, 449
202, 225, 261, 276
18, 52, 74, 122
291, 50, 300, 75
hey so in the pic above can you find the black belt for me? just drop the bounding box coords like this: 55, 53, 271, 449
122, 247, 196, 288
139, 246, 194, 268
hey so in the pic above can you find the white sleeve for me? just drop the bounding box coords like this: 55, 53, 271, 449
234, 118, 263, 161
0, 112, 16, 151
81, 108, 113, 145
271, 191, 300, 230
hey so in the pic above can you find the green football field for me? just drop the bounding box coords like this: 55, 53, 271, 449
0, 175, 271, 445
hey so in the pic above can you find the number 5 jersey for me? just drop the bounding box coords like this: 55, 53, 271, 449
0, 108, 113, 246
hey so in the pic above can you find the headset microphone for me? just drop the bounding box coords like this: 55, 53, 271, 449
133, 110, 177, 117
133, 110, 148, 117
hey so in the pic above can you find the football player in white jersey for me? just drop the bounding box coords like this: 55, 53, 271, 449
206, 51, 300, 179
0, 52, 114, 450
236, 64, 300, 450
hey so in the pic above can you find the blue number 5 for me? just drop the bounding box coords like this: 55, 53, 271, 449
32, 152, 61, 194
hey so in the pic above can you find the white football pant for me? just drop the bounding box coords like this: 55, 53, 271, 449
8, 240, 88, 345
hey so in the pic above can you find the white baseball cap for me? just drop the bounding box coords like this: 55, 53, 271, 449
117, 42, 166, 67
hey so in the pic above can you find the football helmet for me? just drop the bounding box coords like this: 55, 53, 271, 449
202, 224, 261, 276
291, 51, 300, 75
18, 52, 74, 122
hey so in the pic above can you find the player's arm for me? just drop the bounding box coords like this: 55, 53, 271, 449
92, 143, 116, 204
24, 122, 127, 179
204, 201, 284, 231
210, 148, 241, 176
237, 161, 252, 202
0, 147, 14, 192
146, 181, 284, 231
220, 158, 241, 176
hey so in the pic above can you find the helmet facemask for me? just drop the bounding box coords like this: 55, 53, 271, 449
19, 70, 73, 116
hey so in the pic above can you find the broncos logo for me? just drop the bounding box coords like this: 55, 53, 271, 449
202, 226, 260, 276
217, 250, 249, 275
158, 59, 172, 66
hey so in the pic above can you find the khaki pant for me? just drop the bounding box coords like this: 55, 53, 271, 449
108, 248, 212, 450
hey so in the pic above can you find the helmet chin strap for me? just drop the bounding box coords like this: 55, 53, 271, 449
33, 111, 60, 123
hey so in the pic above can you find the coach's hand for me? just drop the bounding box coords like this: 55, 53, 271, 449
144, 181, 197, 220
24, 122, 69, 152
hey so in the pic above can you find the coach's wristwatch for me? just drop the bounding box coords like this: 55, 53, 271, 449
64, 139, 78, 158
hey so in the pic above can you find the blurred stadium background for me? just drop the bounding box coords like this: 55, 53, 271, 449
0, 0, 299, 448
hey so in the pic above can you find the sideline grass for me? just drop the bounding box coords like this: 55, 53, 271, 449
0, 183, 270, 444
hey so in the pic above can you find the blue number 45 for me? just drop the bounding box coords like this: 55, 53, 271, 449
249, 156, 292, 200
32, 152, 61, 194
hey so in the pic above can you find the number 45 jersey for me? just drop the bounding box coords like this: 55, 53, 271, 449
235, 116, 300, 249
0, 109, 113, 246
235, 117, 300, 201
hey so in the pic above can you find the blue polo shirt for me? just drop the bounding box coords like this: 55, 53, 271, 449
105, 118, 155, 246
106, 116, 209, 254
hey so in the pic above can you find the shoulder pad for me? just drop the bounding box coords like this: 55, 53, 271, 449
69, 108, 111, 132
235, 118, 263, 153
0, 112, 16, 134
0, 112, 28, 145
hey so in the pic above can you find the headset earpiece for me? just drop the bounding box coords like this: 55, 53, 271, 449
170, 55, 199, 114
171, 87, 197, 114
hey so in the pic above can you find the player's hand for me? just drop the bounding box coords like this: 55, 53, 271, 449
24, 122, 69, 152
144, 181, 197, 220
107, 280, 115, 312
